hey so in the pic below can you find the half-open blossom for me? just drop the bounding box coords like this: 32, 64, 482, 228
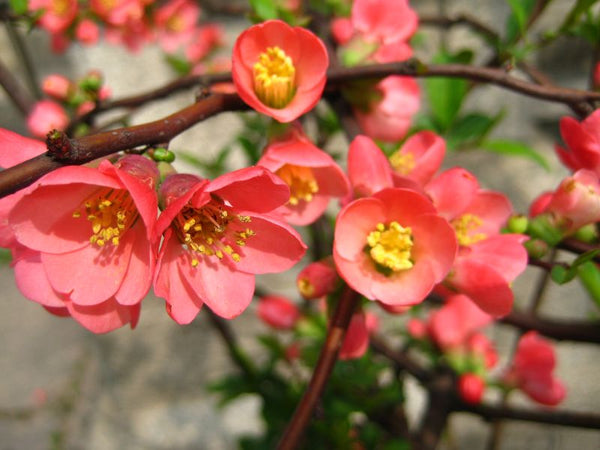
334, 188, 457, 306
504, 331, 566, 406
27, 100, 69, 139
389, 131, 445, 186
354, 76, 420, 143
257, 295, 300, 330
257, 125, 349, 225
9, 155, 159, 333
232, 20, 329, 122
29, 0, 78, 33
154, 168, 306, 323
351, 0, 418, 45
555, 110, 600, 175
297, 257, 338, 300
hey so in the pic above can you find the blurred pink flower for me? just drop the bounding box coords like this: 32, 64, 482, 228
154, 168, 306, 323
232, 20, 328, 122
257, 295, 300, 330
26, 100, 69, 138
556, 110, 600, 174
75, 19, 100, 45
351, 0, 418, 45
42, 74, 72, 100
155, 0, 201, 52
29, 0, 78, 33
458, 373, 485, 405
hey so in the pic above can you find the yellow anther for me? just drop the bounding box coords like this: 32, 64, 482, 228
276, 164, 319, 206
253, 46, 296, 108
366, 221, 414, 272
298, 278, 314, 298
451, 213, 486, 246
232, 253, 241, 262
72, 211, 81, 218
191, 259, 199, 267
389, 151, 416, 175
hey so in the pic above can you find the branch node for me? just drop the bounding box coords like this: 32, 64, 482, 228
46, 130, 73, 161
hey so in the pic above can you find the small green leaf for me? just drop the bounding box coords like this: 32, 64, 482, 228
164, 54, 191, 76
9, 0, 28, 15
551, 265, 576, 284
250, 0, 278, 20
504, 0, 537, 43
446, 111, 502, 150
480, 139, 550, 170
577, 261, 600, 309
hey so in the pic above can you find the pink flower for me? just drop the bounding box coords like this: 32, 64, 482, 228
296, 257, 338, 300
407, 318, 427, 339
155, 0, 201, 53
75, 19, 100, 46
505, 331, 566, 406
354, 76, 420, 143
154, 168, 306, 323
26, 100, 69, 138
42, 74, 72, 100
339, 310, 379, 360
331, 17, 354, 45
232, 20, 329, 122
9, 155, 159, 333
555, 110, 600, 175
543, 169, 600, 233
427, 294, 492, 350
458, 373, 485, 405
185, 24, 223, 63
351, 0, 418, 45
389, 131, 445, 186
347, 135, 394, 198
257, 125, 350, 225
257, 295, 300, 330
334, 188, 457, 306
29, 0, 78, 33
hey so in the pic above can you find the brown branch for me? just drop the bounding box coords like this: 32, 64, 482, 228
0, 56, 35, 115
500, 310, 600, 344
419, 13, 499, 43
460, 401, 600, 430
0, 92, 246, 197
369, 335, 431, 383
277, 286, 361, 450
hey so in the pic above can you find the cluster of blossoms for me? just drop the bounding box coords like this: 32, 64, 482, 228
28, 0, 223, 68
27, 71, 112, 138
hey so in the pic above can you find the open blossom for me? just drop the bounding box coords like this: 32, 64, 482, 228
351, 0, 418, 45
154, 0, 201, 53
555, 110, 600, 175
232, 20, 329, 122
354, 76, 420, 143
334, 188, 456, 306
26, 100, 69, 139
154, 168, 306, 324
504, 331, 566, 406
257, 295, 300, 330
389, 131, 445, 186
9, 155, 159, 333
257, 125, 349, 225
29, 0, 78, 33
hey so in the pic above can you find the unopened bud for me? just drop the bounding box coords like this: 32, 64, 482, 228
297, 257, 338, 300
257, 295, 300, 330
507, 214, 528, 234
458, 373, 485, 405
523, 238, 549, 259
572, 223, 598, 243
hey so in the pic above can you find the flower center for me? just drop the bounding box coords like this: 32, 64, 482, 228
72, 188, 138, 247
253, 46, 296, 109
366, 221, 414, 272
276, 164, 319, 206
389, 152, 415, 175
52, 0, 70, 15
451, 213, 486, 246
173, 200, 255, 267
297, 278, 314, 298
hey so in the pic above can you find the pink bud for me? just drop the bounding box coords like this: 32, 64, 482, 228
42, 74, 72, 100
458, 373, 485, 404
26, 100, 69, 138
75, 19, 100, 45
297, 258, 338, 300
257, 295, 300, 330
331, 17, 354, 45
407, 318, 427, 339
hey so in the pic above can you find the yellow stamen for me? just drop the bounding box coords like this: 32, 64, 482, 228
366, 221, 414, 272
72, 189, 138, 249
253, 46, 296, 109
276, 164, 319, 206
451, 213, 486, 246
389, 151, 415, 175
173, 200, 254, 267
298, 278, 314, 298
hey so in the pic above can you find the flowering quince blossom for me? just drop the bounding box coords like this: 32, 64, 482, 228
29, 0, 78, 34
354, 76, 421, 143
8, 155, 159, 333
504, 331, 566, 406
339, 310, 379, 360
296, 257, 338, 300
555, 110, 600, 175
75, 19, 101, 45
351, 0, 418, 45
534, 169, 600, 234
153, 167, 306, 324
232, 20, 329, 123
458, 373, 485, 405
26, 100, 69, 139
388, 131, 446, 186
42, 74, 73, 101
426, 168, 527, 316
257, 125, 350, 225
257, 295, 300, 330
154, 0, 201, 53
334, 188, 457, 306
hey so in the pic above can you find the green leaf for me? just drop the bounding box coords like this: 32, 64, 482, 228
9, 0, 28, 15
480, 139, 550, 170
504, 0, 538, 43
424, 50, 472, 131
164, 54, 191, 76
250, 0, 278, 20
446, 111, 503, 150
557, 0, 600, 35
577, 261, 600, 309
551, 265, 576, 284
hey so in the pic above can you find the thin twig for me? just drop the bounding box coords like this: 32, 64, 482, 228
0, 55, 35, 115
277, 286, 361, 450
